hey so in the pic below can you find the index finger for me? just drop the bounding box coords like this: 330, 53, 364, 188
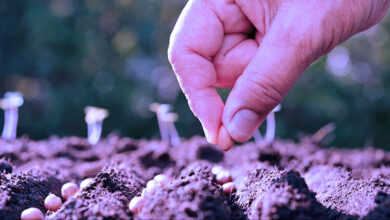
168, 0, 224, 143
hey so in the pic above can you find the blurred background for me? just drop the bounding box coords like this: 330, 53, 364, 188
0, 0, 390, 149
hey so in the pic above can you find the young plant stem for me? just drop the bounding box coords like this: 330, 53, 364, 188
253, 130, 263, 146
168, 119, 180, 147
1, 92, 23, 140
264, 112, 275, 143
84, 106, 109, 145
2, 107, 18, 140
87, 122, 102, 145
156, 104, 170, 143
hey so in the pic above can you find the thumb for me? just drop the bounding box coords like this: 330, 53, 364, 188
222, 25, 314, 143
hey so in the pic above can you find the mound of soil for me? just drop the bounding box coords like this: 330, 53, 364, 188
0, 134, 390, 219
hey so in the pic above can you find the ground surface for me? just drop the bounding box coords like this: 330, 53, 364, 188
0, 134, 390, 219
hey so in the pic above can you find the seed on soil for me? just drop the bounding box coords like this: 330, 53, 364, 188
80, 178, 94, 190
153, 174, 170, 186
216, 170, 232, 184
61, 182, 79, 200
146, 179, 157, 189
222, 182, 236, 194
211, 166, 224, 175
129, 196, 145, 214
44, 193, 62, 211
20, 207, 44, 220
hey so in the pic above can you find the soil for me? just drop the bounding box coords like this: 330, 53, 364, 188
1, 134, 390, 219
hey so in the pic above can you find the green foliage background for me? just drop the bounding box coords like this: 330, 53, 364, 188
1, 0, 390, 149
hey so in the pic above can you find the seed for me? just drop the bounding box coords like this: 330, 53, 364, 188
61, 182, 79, 200
216, 170, 232, 184
20, 207, 44, 220
146, 179, 157, 189
211, 166, 224, 175
154, 174, 169, 187
129, 196, 144, 214
80, 178, 94, 190
44, 194, 62, 211
222, 182, 236, 194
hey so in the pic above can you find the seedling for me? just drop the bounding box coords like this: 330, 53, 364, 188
264, 104, 281, 143
149, 103, 170, 142
162, 112, 180, 147
0, 92, 24, 140
312, 123, 335, 143
149, 103, 181, 147
253, 130, 263, 145
84, 106, 109, 145
253, 104, 281, 145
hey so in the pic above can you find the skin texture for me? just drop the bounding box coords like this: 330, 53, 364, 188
168, 0, 390, 150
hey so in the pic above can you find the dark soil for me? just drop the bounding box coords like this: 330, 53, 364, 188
1, 134, 390, 219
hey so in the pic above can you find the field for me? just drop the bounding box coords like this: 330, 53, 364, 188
0, 135, 389, 219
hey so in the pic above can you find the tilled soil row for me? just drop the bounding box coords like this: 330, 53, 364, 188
0, 135, 390, 219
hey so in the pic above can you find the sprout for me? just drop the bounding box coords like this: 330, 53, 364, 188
162, 112, 180, 147
264, 104, 281, 143
253, 104, 281, 145
312, 123, 335, 143
84, 106, 109, 145
0, 92, 23, 140
149, 103, 181, 147
149, 103, 170, 142
253, 130, 263, 145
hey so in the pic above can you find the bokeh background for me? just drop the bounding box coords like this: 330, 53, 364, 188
1, 0, 390, 149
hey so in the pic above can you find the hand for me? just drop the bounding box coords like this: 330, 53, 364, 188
168, 0, 389, 151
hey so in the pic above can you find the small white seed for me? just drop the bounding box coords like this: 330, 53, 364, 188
80, 178, 94, 190
61, 182, 79, 200
20, 207, 44, 220
153, 174, 169, 187
44, 194, 62, 211
211, 166, 224, 175
129, 196, 145, 214
216, 170, 232, 184
146, 180, 157, 189
222, 182, 236, 194
141, 188, 149, 197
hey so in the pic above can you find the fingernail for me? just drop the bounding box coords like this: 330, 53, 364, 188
229, 109, 260, 142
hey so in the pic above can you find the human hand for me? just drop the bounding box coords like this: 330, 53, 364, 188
168, 0, 389, 151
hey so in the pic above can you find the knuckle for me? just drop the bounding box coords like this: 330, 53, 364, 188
242, 73, 284, 111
